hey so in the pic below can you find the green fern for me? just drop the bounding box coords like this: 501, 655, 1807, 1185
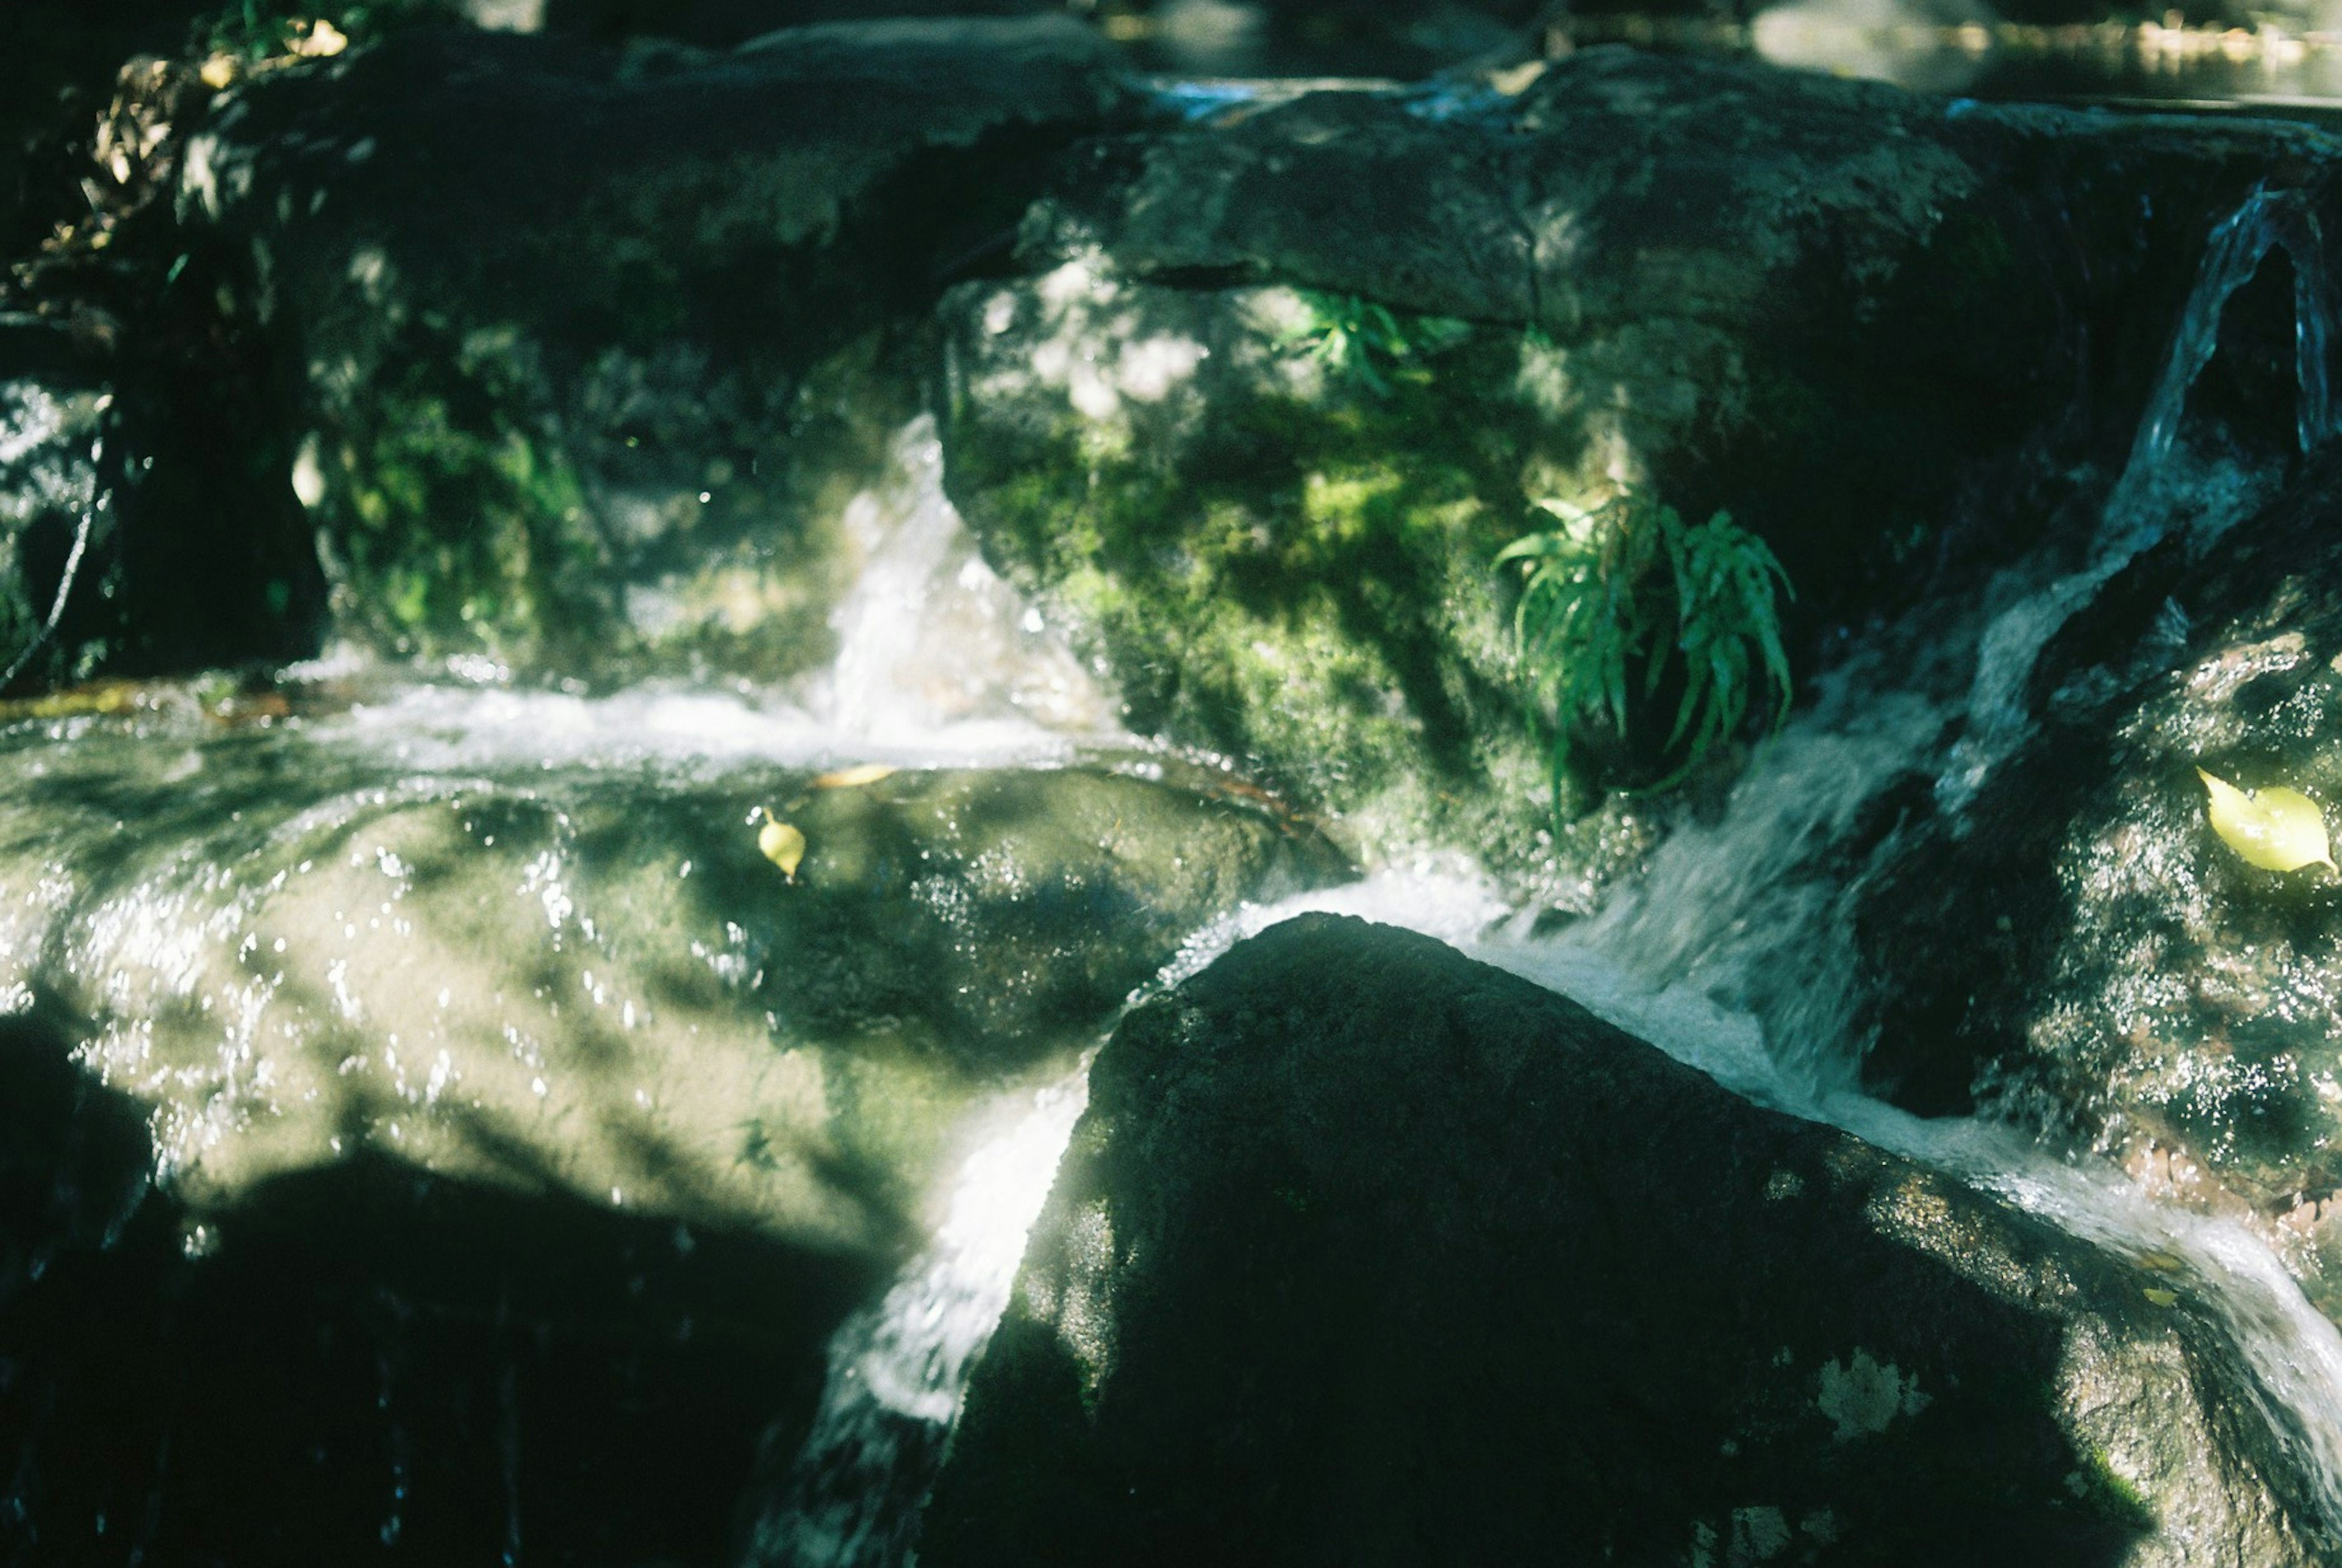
1498, 490, 1793, 815
1281, 292, 1469, 396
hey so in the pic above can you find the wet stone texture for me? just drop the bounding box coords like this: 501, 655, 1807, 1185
921, 915, 2333, 1567
171, 16, 1134, 681
1861, 447, 2342, 1326
0, 706, 1343, 1255
936, 46, 2339, 889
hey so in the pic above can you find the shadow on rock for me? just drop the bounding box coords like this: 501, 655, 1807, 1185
922, 914, 2334, 1567
0, 1003, 886, 1568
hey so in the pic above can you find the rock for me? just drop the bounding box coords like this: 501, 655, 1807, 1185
0, 321, 112, 691
1858, 446, 2342, 1323
172, 18, 1134, 679
532, 0, 1062, 49
936, 46, 2333, 882
0, 1003, 884, 1567
0, 702, 1344, 1251
920, 914, 2335, 1565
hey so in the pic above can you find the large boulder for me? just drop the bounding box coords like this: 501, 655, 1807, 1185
0, 698, 1343, 1248
936, 46, 2340, 884
920, 914, 2337, 1564
171, 18, 1134, 679
1858, 445, 2342, 1323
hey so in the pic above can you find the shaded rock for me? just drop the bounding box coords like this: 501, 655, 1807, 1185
0, 323, 113, 692
920, 914, 2335, 1565
1858, 446, 2342, 1322
172, 17, 1133, 678
0, 702, 1342, 1251
0, 1005, 881, 1568
937, 46, 2337, 882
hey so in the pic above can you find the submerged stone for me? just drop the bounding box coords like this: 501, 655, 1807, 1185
0, 699, 1342, 1254
922, 915, 2334, 1565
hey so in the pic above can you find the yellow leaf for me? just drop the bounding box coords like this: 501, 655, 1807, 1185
292, 19, 349, 57
2142, 1286, 2179, 1308
199, 54, 240, 89
2197, 768, 2336, 872
813, 763, 897, 790
757, 818, 806, 878
2136, 1250, 2184, 1273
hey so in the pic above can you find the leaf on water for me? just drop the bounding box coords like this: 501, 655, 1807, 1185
757, 818, 806, 878
2197, 768, 2336, 873
2142, 1287, 2180, 1308
813, 763, 897, 790
2136, 1250, 2185, 1273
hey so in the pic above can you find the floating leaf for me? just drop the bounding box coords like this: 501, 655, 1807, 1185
2142, 1287, 2179, 1308
2135, 1250, 2184, 1273
757, 817, 806, 878
2197, 768, 2336, 872
814, 763, 897, 790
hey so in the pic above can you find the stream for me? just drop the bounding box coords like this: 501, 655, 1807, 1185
7, 81, 2342, 1567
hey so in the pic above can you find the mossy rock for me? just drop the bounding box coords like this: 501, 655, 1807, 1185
941, 271, 1624, 885
174, 17, 1134, 678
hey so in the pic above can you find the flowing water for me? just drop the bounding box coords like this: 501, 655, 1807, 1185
13, 183, 2342, 1562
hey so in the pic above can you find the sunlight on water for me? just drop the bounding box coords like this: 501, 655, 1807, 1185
745, 1069, 1092, 1568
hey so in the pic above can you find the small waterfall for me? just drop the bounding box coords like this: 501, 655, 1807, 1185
743, 1070, 1092, 1568
1942, 181, 2342, 814
2122, 183, 2341, 487
812, 416, 1119, 748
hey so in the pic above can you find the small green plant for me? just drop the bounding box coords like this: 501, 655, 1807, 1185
1498, 489, 1793, 813
193, 0, 457, 63
1281, 292, 1469, 397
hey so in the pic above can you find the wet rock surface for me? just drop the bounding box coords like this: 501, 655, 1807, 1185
0, 1005, 882, 1568
1861, 447, 2342, 1320
0, 701, 1342, 1249
937, 47, 2341, 882
172, 16, 1133, 679
922, 914, 2334, 1566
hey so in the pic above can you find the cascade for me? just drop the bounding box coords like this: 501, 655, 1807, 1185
726, 185, 2342, 1558
1944, 181, 2342, 814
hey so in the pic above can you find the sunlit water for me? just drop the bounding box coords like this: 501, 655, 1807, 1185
16, 182, 2342, 1561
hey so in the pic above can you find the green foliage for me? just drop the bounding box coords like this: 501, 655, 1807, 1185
1281, 292, 1470, 398
332, 321, 597, 661
1499, 490, 1793, 811
193, 0, 460, 62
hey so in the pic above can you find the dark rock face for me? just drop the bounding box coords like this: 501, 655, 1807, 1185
921, 914, 2334, 1566
0, 1006, 883, 1568
173, 18, 1133, 678
1859, 447, 2342, 1320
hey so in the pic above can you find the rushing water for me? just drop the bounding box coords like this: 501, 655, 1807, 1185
13, 179, 2342, 1563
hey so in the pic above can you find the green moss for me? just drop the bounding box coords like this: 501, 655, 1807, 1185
953, 315, 1555, 856
324, 320, 606, 665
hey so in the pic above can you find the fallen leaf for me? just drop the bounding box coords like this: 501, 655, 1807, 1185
2198, 767, 2335, 872
292, 19, 349, 57
813, 763, 897, 790
2142, 1287, 2179, 1308
757, 818, 806, 878
2135, 1250, 2184, 1273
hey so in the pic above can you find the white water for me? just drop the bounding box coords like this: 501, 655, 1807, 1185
309, 412, 1125, 782
744, 1069, 1094, 1568
1941, 180, 2342, 814
728, 185, 2342, 1559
